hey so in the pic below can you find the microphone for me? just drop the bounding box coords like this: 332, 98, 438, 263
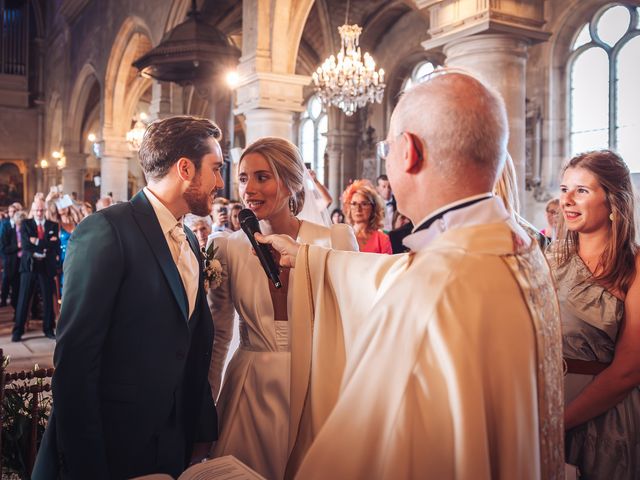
238, 208, 282, 289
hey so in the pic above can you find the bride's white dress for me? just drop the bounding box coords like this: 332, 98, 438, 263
208, 220, 357, 480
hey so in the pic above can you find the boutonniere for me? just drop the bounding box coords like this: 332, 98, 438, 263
201, 242, 223, 291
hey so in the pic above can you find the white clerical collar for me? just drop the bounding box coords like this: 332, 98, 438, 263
410, 193, 494, 234
143, 187, 183, 234
403, 194, 512, 252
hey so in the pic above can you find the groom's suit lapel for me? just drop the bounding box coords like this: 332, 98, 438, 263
131, 190, 189, 322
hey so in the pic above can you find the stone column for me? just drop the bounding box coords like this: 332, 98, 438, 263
61, 151, 87, 197
148, 81, 174, 121
234, 71, 310, 144
100, 137, 131, 201
326, 113, 360, 206
443, 34, 529, 203
243, 109, 295, 143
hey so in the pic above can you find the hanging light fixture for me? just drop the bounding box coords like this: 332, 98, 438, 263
126, 113, 148, 151
52, 149, 66, 169
312, 0, 385, 116
132, 0, 240, 97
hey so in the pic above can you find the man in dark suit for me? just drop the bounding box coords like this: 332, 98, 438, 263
12, 200, 59, 341
33, 116, 222, 479
0, 209, 26, 310
376, 174, 396, 232
0, 202, 22, 307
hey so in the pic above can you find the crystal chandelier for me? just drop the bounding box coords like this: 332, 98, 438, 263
312, 22, 385, 116
126, 113, 149, 151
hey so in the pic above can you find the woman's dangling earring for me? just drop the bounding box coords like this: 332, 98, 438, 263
289, 196, 296, 214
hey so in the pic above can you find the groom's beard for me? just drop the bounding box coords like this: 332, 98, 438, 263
183, 172, 211, 217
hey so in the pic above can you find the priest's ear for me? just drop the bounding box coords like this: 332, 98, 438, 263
402, 132, 425, 174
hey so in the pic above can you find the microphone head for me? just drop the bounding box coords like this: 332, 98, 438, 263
238, 208, 260, 234
238, 208, 256, 224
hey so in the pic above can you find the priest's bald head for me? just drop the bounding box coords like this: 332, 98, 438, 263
384, 69, 508, 225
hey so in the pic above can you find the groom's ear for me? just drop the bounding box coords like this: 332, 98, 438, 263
176, 157, 195, 181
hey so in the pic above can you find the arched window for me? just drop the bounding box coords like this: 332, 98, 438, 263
569, 4, 640, 172
402, 60, 436, 93
299, 95, 328, 183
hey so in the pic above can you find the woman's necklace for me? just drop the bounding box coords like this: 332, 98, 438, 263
356, 229, 371, 246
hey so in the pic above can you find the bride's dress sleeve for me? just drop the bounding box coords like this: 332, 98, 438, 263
207, 235, 236, 401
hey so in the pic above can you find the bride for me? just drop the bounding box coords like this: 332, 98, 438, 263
207, 137, 357, 479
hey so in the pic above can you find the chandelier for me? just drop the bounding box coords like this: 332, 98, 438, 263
126, 113, 149, 151
312, 22, 385, 116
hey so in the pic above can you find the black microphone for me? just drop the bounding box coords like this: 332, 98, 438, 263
238, 208, 282, 289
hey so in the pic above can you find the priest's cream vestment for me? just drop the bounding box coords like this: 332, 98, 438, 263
286, 196, 564, 480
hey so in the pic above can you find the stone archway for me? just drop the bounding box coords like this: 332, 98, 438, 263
271, 0, 315, 74
67, 64, 100, 152
103, 17, 153, 138
64, 64, 101, 196
102, 17, 153, 200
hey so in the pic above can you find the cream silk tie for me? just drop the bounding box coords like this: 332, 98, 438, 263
170, 223, 199, 319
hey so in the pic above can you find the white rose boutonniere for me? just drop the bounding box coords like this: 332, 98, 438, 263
202, 242, 223, 291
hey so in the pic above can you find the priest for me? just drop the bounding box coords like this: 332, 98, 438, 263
258, 69, 565, 479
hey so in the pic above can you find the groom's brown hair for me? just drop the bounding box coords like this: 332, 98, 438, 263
138, 115, 221, 181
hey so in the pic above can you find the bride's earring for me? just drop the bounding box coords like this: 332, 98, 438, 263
289, 196, 296, 214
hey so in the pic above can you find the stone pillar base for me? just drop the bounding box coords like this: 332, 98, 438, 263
243, 109, 295, 144
62, 168, 85, 198
100, 156, 129, 201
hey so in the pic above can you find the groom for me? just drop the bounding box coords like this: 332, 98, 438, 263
33, 116, 223, 479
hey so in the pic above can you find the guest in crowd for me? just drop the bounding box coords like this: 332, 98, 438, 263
308, 168, 333, 208
228, 202, 242, 232
12, 199, 59, 341
0, 208, 25, 309
343, 180, 391, 254
211, 197, 232, 236
330, 208, 345, 224
541, 198, 560, 242
207, 137, 357, 480
57, 203, 81, 293
45, 199, 60, 223
376, 174, 396, 231
0, 202, 22, 307
80, 201, 93, 218
549, 149, 640, 480
95, 195, 113, 211
185, 214, 213, 250
392, 211, 411, 230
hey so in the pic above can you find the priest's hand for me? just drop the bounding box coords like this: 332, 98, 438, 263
254, 232, 300, 268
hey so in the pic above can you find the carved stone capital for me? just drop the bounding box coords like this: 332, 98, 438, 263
234, 71, 310, 116
421, 0, 550, 51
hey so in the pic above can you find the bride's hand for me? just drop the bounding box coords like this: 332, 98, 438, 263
254, 232, 300, 268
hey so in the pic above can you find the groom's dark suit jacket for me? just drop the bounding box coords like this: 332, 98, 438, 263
33, 191, 217, 480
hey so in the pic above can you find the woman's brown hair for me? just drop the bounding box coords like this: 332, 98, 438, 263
342, 180, 385, 232
555, 150, 637, 293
